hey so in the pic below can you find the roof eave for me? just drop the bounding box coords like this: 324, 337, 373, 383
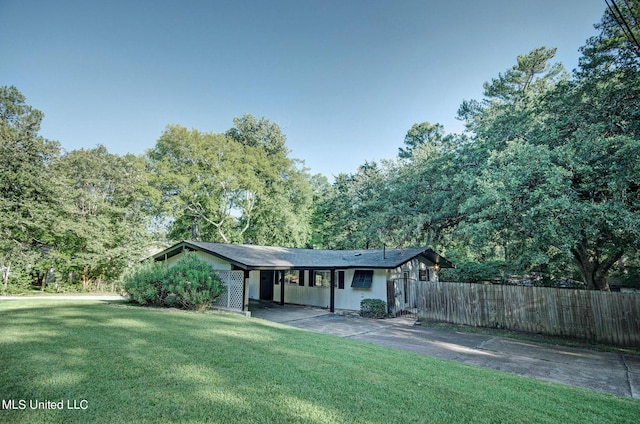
152, 241, 252, 270
151, 241, 455, 270
422, 249, 455, 269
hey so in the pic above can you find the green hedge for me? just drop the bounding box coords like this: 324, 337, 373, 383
122, 253, 225, 311
360, 298, 387, 318
438, 260, 508, 284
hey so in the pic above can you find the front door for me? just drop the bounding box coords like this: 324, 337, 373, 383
260, 271, 274, 301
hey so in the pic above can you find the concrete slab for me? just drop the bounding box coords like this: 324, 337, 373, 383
248, 301, 331, 323
284, 313, 391, 337
624, 354, 640, 399
250, 302, 640, 399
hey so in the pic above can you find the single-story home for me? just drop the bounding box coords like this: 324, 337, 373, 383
152, 241, 454, 315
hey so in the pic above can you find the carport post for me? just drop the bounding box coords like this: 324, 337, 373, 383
280, 271, 285, 306
330, 268, 335, 313
243, 270, 250, 313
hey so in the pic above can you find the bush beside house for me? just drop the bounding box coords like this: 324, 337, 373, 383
123, 253, 225, 311
360, 298, 387, 318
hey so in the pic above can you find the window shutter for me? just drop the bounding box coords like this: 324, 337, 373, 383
351, 270, 373, 288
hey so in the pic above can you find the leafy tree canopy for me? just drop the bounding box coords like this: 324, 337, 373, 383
147, 116, 316, 247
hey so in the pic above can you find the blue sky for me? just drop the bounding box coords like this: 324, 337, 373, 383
1, 0, 606, 179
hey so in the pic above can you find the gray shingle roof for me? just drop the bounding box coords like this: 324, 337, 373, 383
153, 241, 454, 270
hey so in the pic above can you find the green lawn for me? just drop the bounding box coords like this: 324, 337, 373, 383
1, 301, 638, 423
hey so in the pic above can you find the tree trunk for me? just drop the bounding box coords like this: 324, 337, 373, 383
191, 217, 200, 241
2, 264, 9, 295
82, 267, 90, 290
41, 267, 55, 292
216, 226, 229, 244
571, 238, 623, 291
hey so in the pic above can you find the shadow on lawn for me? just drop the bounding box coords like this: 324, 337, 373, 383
0, 301, 354, 423
2, 301, 639, 424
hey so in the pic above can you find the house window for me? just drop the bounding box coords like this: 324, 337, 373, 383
351, 270, 373, 288
419, 269, 430, 281
337, 270, 345, 289
314, 270, 331, 286
285, 270, 300, 284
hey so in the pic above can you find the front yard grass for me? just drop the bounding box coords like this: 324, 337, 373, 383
1, 300, 638, 423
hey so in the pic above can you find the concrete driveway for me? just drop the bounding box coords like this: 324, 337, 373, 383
249, 301, 640, 399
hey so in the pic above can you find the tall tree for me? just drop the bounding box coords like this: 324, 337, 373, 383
317, 161, 404, 250
539, 6, 640, 290
393, 131, 469, 250
0, 86, 61, 291
398, 121, 449, 159
458, 46, 568, 152
148, 116, 315, 247
148, 125, 260, 244
604, 0, 640, 61
226, 115, 314, 247
457, 30, 640, 289
54, 146, 151, 288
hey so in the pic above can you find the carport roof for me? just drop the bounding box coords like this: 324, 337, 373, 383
152, 241, 454, 270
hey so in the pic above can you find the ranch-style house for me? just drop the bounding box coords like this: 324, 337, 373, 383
152, 241, 454, 315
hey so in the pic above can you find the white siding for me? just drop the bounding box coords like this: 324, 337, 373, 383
387, 257, 439, 282
273, 270, 331, 308
271, 269, 387, 311
334, 269, 387, 311
274, 283, 331, 308
162, 250, 415, 312
248, 270, 260, 300
386, 258, 440, 315
194, 251, 232, 270
165, 251, 232, 270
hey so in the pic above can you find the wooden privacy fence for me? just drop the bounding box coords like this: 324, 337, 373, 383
417, 281, 640, 347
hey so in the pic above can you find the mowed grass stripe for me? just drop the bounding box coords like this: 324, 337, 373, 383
0, 300, 638, 423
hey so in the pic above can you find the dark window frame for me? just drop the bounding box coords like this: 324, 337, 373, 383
285, 270, 300, 284
313, 270, 331, 286
351, 270, 374, 288
419, 269, 430, 281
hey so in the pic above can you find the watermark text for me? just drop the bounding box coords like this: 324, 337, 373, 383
1, 399, 88, 410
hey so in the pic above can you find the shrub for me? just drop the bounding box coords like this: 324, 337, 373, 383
122, 260, 169, 307
122, 253, 225, 311
439, 260, 508, 284
360, 298, 387, 319
3, 268, 33, 294
164, 253, 225, 311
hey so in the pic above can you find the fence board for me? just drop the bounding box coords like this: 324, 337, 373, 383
417, 282, 640, 347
